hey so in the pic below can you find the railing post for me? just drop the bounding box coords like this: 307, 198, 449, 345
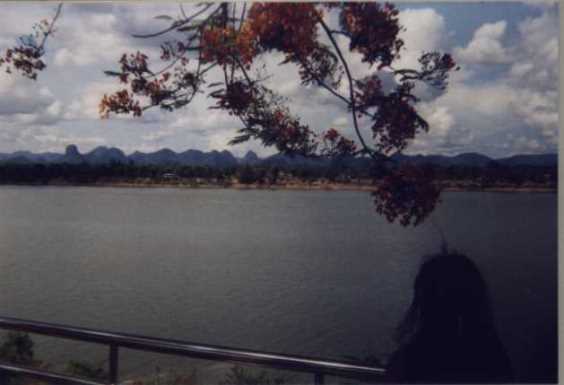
0, 316, 386, 384
109, 344, 119, 385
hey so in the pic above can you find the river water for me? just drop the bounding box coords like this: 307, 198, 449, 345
0, 187, 557, 382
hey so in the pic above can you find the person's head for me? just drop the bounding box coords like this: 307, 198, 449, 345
397, 252, 494, 342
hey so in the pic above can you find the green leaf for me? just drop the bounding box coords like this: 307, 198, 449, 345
154, 15, 174, 21
177, 25, 199, 32
229, 134, 251, 145
103, 71, 122, 77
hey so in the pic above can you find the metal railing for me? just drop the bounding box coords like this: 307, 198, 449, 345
0, 316, 386, 385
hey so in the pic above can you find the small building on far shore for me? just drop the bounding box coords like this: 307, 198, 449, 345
162, 173, 178, 180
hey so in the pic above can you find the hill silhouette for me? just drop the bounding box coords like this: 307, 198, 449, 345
0, 145, 557, 169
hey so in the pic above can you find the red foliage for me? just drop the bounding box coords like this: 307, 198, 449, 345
0, 46, 46, 80
212, 80, 255, 114
99, 90, 142, 118
355, 74, 383, 110
371, 84, 429, 154
267, 108, 316, 154
321, 128, 357, 156
246, 3, 321, 59
99, 51, 189, 116
339, 2, 404, 68
246, 3, 341, 86
372, 164, 441, 226
0, 8, 60, 80
201, 25, 257, 68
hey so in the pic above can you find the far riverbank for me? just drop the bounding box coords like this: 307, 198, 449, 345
0, 180, 556, 193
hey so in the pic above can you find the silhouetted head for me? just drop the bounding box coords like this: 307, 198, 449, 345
397, 252, 494, 342
390, 253, 514, 383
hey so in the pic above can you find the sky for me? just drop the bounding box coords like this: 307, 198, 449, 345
0, 1, 558, 158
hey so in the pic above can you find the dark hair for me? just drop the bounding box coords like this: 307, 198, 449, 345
396, 252, 494, 344
389, 252, 514, 383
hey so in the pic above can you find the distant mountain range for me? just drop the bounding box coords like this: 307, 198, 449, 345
0, 145, 557, 169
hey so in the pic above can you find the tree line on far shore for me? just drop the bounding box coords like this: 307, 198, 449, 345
0, 160, 556, 189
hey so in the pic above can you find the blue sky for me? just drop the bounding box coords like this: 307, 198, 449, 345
0, 1, 558, 158
400, 2, 545, 41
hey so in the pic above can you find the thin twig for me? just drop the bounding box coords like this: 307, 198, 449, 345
179, 4, 188, 19
132, 3, 215, 39
37, 3, 63, 51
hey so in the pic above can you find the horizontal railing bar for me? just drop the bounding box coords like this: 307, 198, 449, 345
0, 316, 386, 380
0, 363, 107, 385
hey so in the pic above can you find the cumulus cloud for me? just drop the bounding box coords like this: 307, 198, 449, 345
502, 7, 558, 148
397, 8, 448, 69
0, 73, 63, 125
65, 82, 112, 120
408, 4, 558, 157
52, 7, 162, 67
0, 3, 557, 157
455, 21, 509, 64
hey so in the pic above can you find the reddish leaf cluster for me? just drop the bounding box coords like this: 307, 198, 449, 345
0, 18, 54, 80
339, 2, 404, 68
160, 41, 189, 63
0, 46, 46, 80
354, 75, 429, 154
201, 25, 257, 68
395, 52, 459, 90
0, 6, 60, 80
371, 84, 429, 154
355, 74, 383, 110
321, 128, 357, 157
417, 52, 458, 90
372, 164, 441, 226
297, 45, 341, 87
265, 108, 317, 155
119, 52, 150, 77
211, 80, 255, 115
99, 53, 169, 117
246, 3, 321, 59
99, 90, 142, 118
99, 51, 201, 116
246, 3, 340, 86
220, 84, 317, 155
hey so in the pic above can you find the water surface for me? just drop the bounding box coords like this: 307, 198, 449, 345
0, 187, 557, 382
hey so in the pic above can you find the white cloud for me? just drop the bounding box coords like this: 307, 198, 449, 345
510, 9, 558, 89
52, 11, 158, 67
512, 90, 558, 144
419, 105, 454, 138
506, 8, 559, 146
0, 73, 63, 126
408, 4, 559, 157
455, 21, 509, 64
0, 3, 557, 158
397, 8, 448, 69
64, 81, 122, 120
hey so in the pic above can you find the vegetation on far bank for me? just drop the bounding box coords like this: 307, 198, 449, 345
0, 161, 556, 192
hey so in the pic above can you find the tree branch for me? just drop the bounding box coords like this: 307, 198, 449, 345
316, 14, 378, 160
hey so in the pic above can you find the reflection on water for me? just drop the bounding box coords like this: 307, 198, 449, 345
0, 187, 557, 382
